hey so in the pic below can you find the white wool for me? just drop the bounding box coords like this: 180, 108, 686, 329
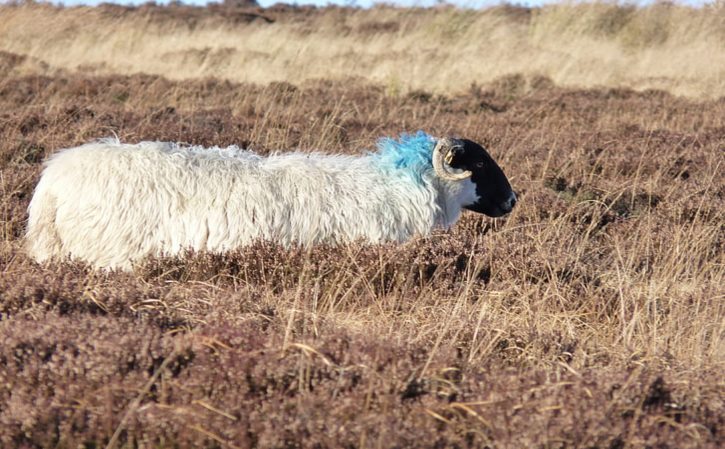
26, 139, 479, 269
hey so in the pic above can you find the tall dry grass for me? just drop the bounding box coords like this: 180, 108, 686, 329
0, 3, 723, 447
0, 73, 722, 446
0, 2, 724, 98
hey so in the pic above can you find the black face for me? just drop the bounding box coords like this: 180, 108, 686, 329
447, 139, 517, 217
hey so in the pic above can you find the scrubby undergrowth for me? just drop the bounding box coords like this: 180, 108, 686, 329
0, 71, 723, 448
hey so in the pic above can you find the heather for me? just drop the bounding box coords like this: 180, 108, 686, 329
0, 5, 723, 447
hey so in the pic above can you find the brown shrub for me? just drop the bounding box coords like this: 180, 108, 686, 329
0, 72, 722, 447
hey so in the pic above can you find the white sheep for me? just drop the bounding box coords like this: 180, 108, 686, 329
26, 132, 516, 269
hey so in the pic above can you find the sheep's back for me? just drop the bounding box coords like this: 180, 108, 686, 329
28, 141, 442, 269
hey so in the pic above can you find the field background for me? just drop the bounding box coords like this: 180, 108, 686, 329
0, 2, 723, 448
2, 1, 725, 98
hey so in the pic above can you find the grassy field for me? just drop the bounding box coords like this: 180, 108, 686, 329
1, 2, 724, 98
0, 2, 724, 449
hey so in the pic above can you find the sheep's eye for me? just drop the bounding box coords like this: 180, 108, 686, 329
476, 162, 486, 168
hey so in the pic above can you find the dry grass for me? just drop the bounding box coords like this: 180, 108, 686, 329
1, 2, 724, 98
1, 71, 723, 448
0, 3, 724, 448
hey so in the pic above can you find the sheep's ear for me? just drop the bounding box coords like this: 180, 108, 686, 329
443, 139, 466, 168
433, 138, 472, 180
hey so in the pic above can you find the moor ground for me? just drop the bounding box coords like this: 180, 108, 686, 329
0, 9, 723, 448
2, 2, 724, 98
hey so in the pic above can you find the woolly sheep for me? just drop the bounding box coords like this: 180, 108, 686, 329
26, 132, 516, 269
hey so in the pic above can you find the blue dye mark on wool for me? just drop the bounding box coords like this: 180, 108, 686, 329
373, 131, 436, 181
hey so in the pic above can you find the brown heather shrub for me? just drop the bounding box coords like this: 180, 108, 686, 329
0, 314, 722, 448
0, 71, 723, 447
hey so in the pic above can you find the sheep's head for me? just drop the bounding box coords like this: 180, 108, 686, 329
433, 137, 517, 217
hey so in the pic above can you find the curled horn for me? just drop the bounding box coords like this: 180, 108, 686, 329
432, 137, 472, 181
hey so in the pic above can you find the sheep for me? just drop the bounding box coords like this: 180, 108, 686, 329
26, 131, 516, 270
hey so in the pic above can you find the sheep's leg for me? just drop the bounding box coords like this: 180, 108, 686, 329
25, 184, 63, 263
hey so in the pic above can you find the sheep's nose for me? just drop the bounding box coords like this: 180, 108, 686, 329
502, 192, 517, 212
